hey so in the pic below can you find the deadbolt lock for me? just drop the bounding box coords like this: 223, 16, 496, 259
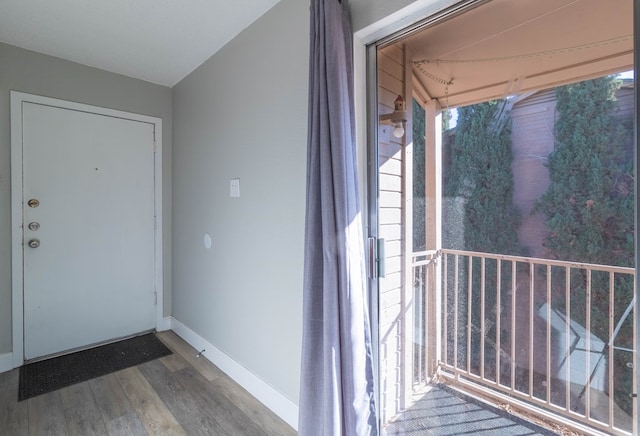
28, 239, 40, 248
27, 198, 40, 208
28, 222, 40, 231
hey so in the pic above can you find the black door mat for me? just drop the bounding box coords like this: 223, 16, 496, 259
19, 333, 172, 401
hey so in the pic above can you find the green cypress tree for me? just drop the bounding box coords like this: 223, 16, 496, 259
535, 76, 634, 411
413, 99, 426, 251
445, 100, 522, 255
535, 77, 633, 267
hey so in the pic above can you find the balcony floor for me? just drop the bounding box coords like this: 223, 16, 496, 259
385, 384, 558, 435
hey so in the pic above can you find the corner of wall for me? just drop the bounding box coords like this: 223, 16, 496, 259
169, 317, 299, 430
158, 316, 172, 332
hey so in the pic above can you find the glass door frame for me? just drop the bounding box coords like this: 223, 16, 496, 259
362, 0, 640, 432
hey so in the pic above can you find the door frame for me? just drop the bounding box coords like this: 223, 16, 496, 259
355, 0, 485, 424
356, 0, 639, 432
10, 91, 164, 367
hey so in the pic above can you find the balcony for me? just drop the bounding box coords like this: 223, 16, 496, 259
405, 249, 636, 435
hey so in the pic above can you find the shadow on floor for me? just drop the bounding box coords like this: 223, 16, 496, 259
385, 384, 558, 435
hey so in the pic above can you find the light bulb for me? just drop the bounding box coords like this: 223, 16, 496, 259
392, 122, 404, 138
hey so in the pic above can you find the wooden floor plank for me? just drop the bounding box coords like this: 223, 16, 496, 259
159, 353, 189, 373
176, 365, 267, 436
153, 331, 295, 435
156, 331, 223, 381
138, 359, 227, 436
209, 373, 296, 436
89, 373, 135, 422
0, 332, 295, 436
60, 382, 109, 435
27, 390, 69, 436
105, 412, 149, 436
0, 369, 28, 436
115, 367, 186, 436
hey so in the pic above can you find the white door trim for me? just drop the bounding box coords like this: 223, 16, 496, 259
10, 91, 163, 368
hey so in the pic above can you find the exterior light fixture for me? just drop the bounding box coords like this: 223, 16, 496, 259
379, 94, 408, 138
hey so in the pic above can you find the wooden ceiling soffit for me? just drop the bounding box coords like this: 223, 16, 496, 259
403, 0, 633, 108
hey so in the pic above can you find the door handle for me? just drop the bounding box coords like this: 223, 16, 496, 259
27, 198, 40, 208
28, 239, 40, 248
28, 222, 40, 231
368, 237, 377, 279
367, 237, 386, 279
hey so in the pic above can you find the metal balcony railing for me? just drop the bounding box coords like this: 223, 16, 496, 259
411, 249, 637, 435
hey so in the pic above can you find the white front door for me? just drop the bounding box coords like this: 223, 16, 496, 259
19, 99, 157, 360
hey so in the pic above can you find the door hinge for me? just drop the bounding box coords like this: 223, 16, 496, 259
154, 291, 158, 305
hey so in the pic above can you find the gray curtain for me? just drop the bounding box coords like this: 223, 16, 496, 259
299, 0, 378, 435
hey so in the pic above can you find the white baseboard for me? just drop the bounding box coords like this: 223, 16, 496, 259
170, 317, 298, 430
0, 352, 14, 374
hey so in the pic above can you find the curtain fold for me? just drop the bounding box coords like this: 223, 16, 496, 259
299, 0, 378, 435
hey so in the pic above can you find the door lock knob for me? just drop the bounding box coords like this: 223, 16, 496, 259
27, 198, 40, 208
28, 222, 40, 231
28, 239, 40, 248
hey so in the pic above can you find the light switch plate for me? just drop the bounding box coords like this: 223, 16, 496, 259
230, 178, 240, 197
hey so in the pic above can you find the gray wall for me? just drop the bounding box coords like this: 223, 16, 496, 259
0, 42, 173, 355
350, 0, 418, 32
171, 0, 308, 403
171, 0, 438, 406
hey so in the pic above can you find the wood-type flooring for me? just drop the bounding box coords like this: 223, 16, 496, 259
0, 331, 296, 435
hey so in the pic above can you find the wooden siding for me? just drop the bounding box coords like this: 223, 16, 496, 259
377, 42, 407, 423
614, 83, 634, 120
511, 89, 556, 258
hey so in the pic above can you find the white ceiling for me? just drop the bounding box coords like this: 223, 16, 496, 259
0, 0, 281, 87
